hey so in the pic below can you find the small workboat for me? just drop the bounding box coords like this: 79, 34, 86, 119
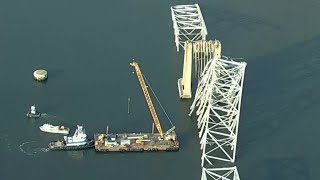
26, 105, 42, 118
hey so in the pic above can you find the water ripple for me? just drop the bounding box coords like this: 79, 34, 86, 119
19, 141, 49, 156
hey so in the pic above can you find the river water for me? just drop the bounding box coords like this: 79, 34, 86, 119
1, 0, 320, 180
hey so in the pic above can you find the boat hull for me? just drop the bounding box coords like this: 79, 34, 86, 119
26, 113, 42, 118
48, 139, 94, 151
39, 126, 69, 135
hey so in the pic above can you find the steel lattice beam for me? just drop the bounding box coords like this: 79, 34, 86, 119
201, 167, 241, 180
189, 57, 247, 168
171, 4, 208, 52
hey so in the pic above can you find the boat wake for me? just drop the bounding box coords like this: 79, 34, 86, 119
19, 141, 49, 156
40, 113, 56, 118
36, 147, 50, 153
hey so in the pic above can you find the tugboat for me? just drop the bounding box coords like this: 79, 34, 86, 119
26, 105, 42, 118
40, 124, 70, 135
48, 125, 94, 150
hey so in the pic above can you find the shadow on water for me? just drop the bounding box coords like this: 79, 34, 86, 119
67, 150, 84, 160
32, 78, 48, 87
47, 69, 65, 80
237, 35, 320, 159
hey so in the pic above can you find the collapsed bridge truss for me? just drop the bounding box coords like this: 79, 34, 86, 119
189, 56, 246, 180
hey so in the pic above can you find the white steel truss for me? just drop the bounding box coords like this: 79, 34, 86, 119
171, 4, 208, 52
201, 167, 240, 180
189, 57, 247, 166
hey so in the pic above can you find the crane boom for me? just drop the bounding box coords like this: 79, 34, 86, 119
130, 60, 164, 138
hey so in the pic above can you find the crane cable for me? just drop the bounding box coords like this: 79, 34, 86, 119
142, 74, 175, 128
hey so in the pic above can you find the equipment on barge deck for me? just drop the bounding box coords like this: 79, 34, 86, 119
94, 60, 179, 152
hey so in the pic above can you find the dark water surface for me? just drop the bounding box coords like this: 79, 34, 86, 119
1, 0, 320, 180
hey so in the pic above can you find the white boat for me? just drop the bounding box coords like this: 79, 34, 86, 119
48, 125, 93, 150
64, 125, 87, 146
40, 124, 70, 135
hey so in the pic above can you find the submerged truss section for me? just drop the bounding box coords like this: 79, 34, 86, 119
189, 57, 247, 166
171, 4, 208, 52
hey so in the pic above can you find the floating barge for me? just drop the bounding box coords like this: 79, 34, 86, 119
94, 132, 179, 152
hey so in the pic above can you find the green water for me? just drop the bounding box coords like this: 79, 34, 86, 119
1, 0, 320, 179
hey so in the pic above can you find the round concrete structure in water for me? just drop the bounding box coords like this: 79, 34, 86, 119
33, 69, 48, 81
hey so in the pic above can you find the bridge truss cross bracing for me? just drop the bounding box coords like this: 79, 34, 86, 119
171, 4, 208, 52
189, 56, 246, 180
202, 167, 240, 180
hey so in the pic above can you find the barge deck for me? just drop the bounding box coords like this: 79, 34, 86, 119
94, 132, 179, 152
